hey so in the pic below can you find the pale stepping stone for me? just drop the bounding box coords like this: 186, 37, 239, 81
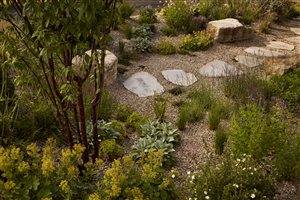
161, 69, 197, 86
234, 55, 264, 68
285, 36, 300, 44
291, 28, 300, 35
244, 47, 284, 57
123, 72, 164, 97
199, 60, 243, 77
266, 41, 294, 51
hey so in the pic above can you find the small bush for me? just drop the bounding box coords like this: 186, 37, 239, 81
188, 154, 275, 200
188, 87, 215, 110
163, 0, 192, 31
224, 75, 271, 107
133, 24, 153, 52
97, 90, 117, 121
269, 67, 300, 112
138, 6, 157, 25
161, 26, 177, 36
155, 38, 176, 55
187, 16, 208, 33
179, 31, 213, 52
214, 128, 228, 155
120, 23, 133, 39
132, 120, 179, 165
153, 96, 168, 122
177, 101, 205, 130
177, 105, 189, 130
118, 1, 134, 21
99, 139, 124, 161
208, 101, 231, 130
258, 13, 274, 34
230, 104, 285, 160
114, 105, 134, 122
125, 112, 148, 131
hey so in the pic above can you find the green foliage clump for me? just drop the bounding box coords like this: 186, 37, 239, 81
138, 6, 157, 25
269, 67, 300, 112
224, 75, 271, 106
133, 25, 153, 52
153, 96, 168, 122
132, 120, 179, 164
208, 101, 231, 130
114, 105, 134, 122
0, 140, 178, 199
177, 87, 215, 130
120, 23, 133, 39
118, 1, 134, 21
163, 0, 192, 31
230, 104, 285, 160
189, 154, 275, 200
125, 112, 148, 131
214, 128, 228, 155
161, 26, 177, 36
179, 31, 213, 52
155, 38, 176, 55
97, 90, 117, 121
99, 139, 124, 161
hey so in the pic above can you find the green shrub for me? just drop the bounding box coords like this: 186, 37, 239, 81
125, 112, 148, 131
188, 87, 215, 110
133, 24, 153, 52
155, 38, 176, 55
118, 1, 134, 21
97, 90, 117, 121
189, 154, 275, 200
120, 23, 133, 39
132, 120, 179, 165
179, 31, 213, 51
0, 141, 178, 199
99, 139, 124, 161
161, 26, 177, 36
269, 67, 300, 112
163, 0, 192, 31
208, 101, 231, 130
110, 119, 127, 137
114, 105, 134, 122
177, 105, 189, 130
230, 104, 285, 160
153, 96, 168, 122
242, 7, 258, 24
224, 75, 271, 107
214, 128, 228, 155
138, 6, 157, 25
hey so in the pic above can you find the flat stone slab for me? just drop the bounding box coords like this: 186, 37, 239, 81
234, 55, 264, 68
266, 41, 294, 51
123, 72, 164, 97
285, 36, 300, 44
199, 60, 243, 77
291, 28, 300, 35
207, 18, 252, 43
161, 69, 197, 86
244, 47, 284, 57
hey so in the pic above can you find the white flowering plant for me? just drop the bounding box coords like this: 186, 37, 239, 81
187, 154, 275, 200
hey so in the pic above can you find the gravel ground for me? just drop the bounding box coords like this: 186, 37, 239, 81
108, 16, 300, 199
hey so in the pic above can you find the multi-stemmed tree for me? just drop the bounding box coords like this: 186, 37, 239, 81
0, 0, 119, 163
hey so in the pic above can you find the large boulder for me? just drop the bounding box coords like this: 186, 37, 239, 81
264, 55, 300, 76
207, 18, 252, 43
72, 49, 118, 86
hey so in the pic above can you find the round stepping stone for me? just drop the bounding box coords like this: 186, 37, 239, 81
234, 55, 264, 68
285, 36, 300, 44
244, 47, 284, 57
266, 41, 294, 51
199, 60, 243, 77
290, 28, 300, 35
161, 69, 197, 86
123, 72, 164, 97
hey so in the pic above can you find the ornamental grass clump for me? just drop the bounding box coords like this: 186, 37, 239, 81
155, 38, 176, 55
